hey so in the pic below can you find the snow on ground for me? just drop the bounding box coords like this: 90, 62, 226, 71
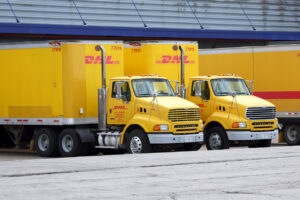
0, 146, 300, 200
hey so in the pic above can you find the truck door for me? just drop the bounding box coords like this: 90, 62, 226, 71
189, 80, 212, 121
107, 81, 134, 125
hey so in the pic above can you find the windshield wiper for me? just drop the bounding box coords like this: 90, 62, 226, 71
236, 92, 249, 95
138, 94, 151, 97
217, 92, 231, 96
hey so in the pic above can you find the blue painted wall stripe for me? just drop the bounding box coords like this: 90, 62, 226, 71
0, 23, 300, 41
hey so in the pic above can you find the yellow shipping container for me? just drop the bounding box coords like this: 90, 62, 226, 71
124, 41, 199, 87
0, 41, 124, 124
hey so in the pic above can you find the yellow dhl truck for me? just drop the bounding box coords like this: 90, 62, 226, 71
125, 41, 278, 150
0, 41, 204, 157
198, 44, 300, 145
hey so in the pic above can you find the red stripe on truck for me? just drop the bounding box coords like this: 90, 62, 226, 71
253, 91, 300, 99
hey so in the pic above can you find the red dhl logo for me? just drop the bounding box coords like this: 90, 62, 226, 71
156, 55, 195, 64
85, 56, 120, 64
114, 106, 126, 110
197, 104, 205, 108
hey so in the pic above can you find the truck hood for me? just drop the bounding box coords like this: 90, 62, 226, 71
137, 96, 198, 109
216, 95, 275, 107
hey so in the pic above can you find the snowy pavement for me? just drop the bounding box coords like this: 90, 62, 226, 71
0, 146, 300, 200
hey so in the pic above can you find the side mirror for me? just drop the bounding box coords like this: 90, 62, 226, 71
116, 82, 124, 100
195, 80, 202, 97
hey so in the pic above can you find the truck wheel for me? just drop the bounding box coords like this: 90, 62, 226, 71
206, 127, 229, 150
35, 128, 59, 157
283, 125, 300, 145
126, 129, 152, 153
58, 128, 83, 157
183, 143, 202, 151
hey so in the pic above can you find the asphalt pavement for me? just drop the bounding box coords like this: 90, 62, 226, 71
0, 145, 299, 200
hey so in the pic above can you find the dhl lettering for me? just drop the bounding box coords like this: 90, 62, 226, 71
85, 56, 119, 64
114, 106, 126, 110
197, 104, 205, 108
129, 42, 141, 47
156, 55, 195, 64
49, 42, 61, 47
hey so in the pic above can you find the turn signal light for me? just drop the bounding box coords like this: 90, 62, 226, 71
153, 125, 169, 131
232, 122, 247, 128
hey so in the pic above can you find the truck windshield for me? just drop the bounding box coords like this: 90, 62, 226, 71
132, 78, 175, 97
211, 78, 250, 96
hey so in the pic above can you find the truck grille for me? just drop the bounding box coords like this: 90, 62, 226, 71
246, 107, 276, 120
168, 108, 200, 122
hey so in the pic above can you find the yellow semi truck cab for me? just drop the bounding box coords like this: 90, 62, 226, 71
187, 75, 278, 149
100, 75, 204, 153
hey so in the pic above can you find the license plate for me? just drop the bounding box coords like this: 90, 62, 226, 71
185, 137, 193, 142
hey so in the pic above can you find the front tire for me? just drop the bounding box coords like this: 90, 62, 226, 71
35, 128, 59, 157
206, 127, 229, 150
126, 129, 152, 153
283, 124, 300, 145
58, 128, 83, 157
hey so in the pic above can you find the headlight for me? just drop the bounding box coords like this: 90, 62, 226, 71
232, 122, 247, 128
153, 125, 169, 131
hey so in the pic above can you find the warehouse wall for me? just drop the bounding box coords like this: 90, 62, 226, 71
0, 0, 299, 32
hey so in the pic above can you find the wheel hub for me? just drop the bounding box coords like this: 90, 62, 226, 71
209, 133, 222, 150
130, 136, 142, 153
62, 135, 74, 153
38, 133, 50, 152
287, 126, 298, 142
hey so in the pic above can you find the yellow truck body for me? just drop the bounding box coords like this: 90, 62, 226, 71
124, 41, 199, 87
198, 44, 300, 145
0, 41, 123, 123
187, 75, 278, 149
0, 41, 204, 156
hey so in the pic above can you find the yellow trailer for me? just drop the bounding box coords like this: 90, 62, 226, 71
0, 41, 204, 157
198, 44, 300, 145
0, 41, 123, 122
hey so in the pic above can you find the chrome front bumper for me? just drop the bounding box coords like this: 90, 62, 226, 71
147, 132, 204, 144
227, 129, 278, 141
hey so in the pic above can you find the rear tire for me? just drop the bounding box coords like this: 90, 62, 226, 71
126, 129, 152, 153
35, 128, 59, 157
283, 124, 300, 145
206, 127, 229, 150
58, 128, 83, 157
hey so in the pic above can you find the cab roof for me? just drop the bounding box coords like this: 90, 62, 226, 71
110, 75, 168, 80
190, 74, 243, 80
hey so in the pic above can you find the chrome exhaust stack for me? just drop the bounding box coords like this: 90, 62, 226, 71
179, 45, 186, 98
98, 45, 107, 131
